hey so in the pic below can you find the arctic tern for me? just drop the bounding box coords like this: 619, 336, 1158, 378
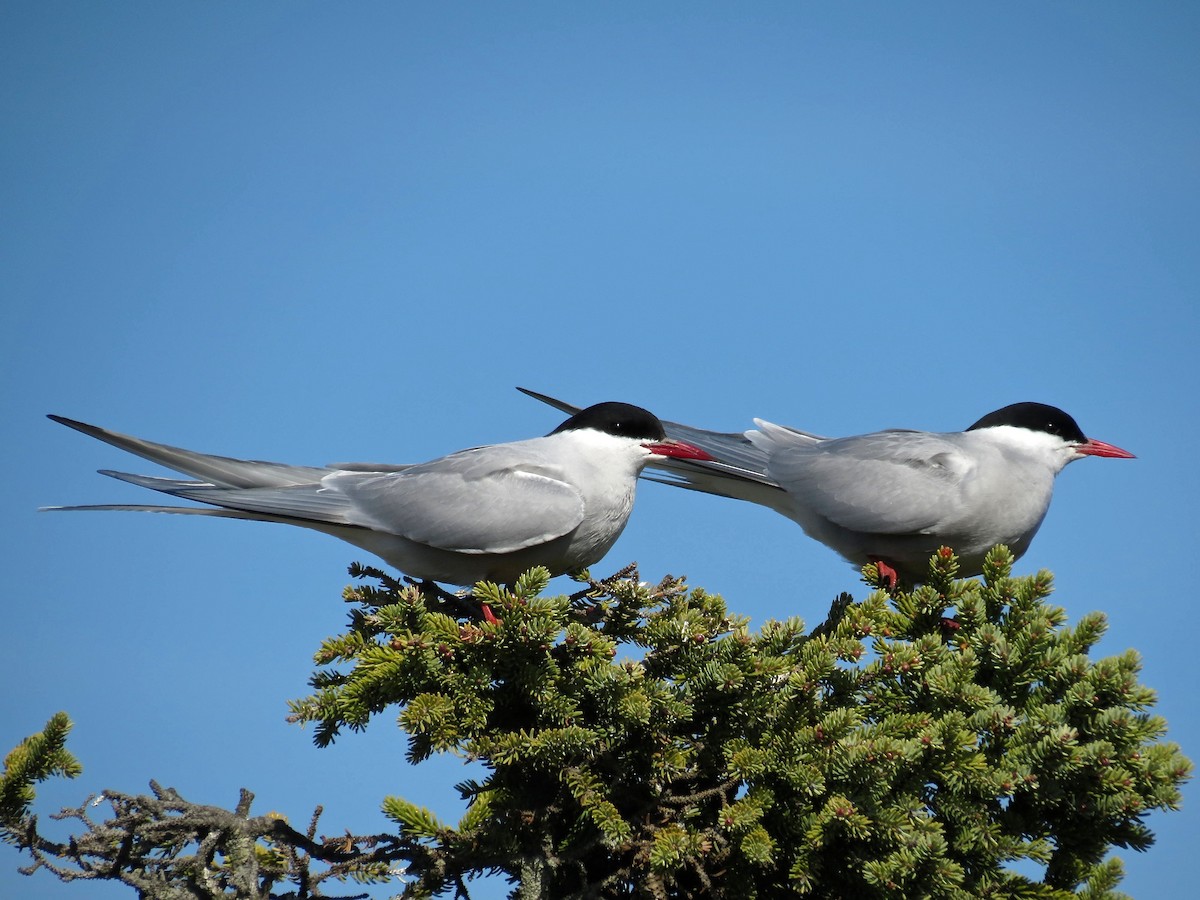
518, 389, 1135, 586
44, 403, 712, 587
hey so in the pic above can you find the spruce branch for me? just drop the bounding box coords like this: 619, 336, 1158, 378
1, 774, 438, 899
0, 712, 81, 824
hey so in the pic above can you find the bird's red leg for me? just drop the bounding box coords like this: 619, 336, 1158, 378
412, 579, 499, 623
872, 558, 899, 592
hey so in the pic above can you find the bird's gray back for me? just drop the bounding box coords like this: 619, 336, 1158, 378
762, 430, 978, 536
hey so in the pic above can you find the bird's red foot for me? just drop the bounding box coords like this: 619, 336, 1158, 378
481, 603, 501, 625
872, 559, 899, 591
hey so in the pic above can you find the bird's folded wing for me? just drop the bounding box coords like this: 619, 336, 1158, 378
764, 431, 974, 535
93, 471, 361, 525
328, 466, 586, 554
89, 464, 588, 556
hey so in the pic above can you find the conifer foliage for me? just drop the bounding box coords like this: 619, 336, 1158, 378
2, 547, 1191, 898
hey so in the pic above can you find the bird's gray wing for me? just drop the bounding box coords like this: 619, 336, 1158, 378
78, 470, 362, 525
81, 448, 588, 555
327, 446, 586, 553
758, 427, 975, 535
48, 415, 328, 487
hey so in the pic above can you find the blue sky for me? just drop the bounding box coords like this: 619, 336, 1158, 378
3, 4, 1197, 898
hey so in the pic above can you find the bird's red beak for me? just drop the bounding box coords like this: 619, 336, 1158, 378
1077, 438, 1136, 459
643, 440, 714, 461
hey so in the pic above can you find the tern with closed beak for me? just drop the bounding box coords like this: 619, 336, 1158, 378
45, 402, 712, 587
519, 389, 1134, 586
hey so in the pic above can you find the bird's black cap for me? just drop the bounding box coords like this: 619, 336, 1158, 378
550, 402, 667, 441
966, 402, 1088, 443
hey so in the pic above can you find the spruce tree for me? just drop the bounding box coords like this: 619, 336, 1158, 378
2, 547, 1190, 898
